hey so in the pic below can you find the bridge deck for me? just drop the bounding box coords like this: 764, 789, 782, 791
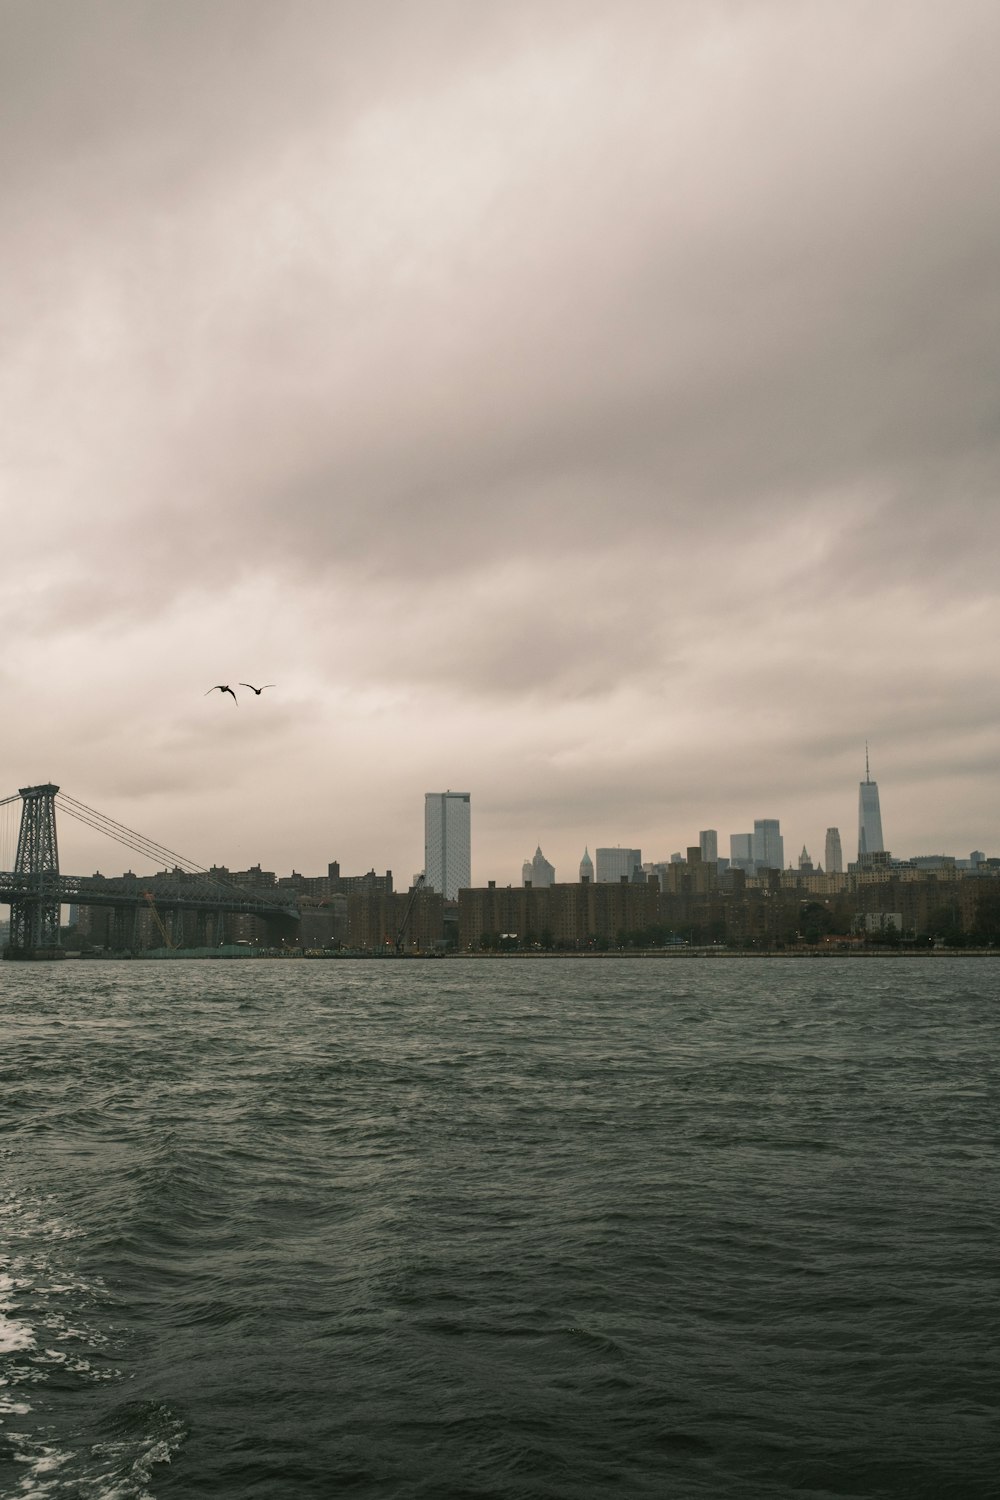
0, 872, 299, 920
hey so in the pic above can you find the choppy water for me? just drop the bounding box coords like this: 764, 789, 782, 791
1, 957, 997, 1498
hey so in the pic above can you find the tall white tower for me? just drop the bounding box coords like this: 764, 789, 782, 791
424, 792, 471, 899
579, 848, 594, 883
857, 747, 885, 859
825, 827, 843, 874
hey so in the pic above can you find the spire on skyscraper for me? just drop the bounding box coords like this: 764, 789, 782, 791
857, 748, 885, 860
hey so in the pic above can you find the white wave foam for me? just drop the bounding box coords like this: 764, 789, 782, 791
0, 1381, 33, 1416
0, 1273, 36, 1354
8, 1439, 71, 1499
0, 1317, 36, 1353
10, 1422, 184, 1500
1, 1184, 181, 1496
91, 1409, 186, 1500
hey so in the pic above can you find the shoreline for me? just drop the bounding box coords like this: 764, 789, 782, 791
33, 945, 1000, 961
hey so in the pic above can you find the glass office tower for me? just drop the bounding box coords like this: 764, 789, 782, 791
424, 792, 471, 899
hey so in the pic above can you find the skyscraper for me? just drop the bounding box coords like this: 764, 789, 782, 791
825, 827, 843, 874
730, 833, 754, 872
857, 747, 885, 859
579, 848, 594, 883
424, 792, 471, 899
752, 819, 784, 872
699, 829, 718, 864
596, 847, 642, 883
523, 846, 555, 887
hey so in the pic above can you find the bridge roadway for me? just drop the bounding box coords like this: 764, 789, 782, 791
0, 869, 301, 922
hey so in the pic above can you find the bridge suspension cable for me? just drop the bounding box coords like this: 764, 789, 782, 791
0, 797, 20, 873
55, 793, 211, 876
2, 788, 292, 911
52, 792, 290, 907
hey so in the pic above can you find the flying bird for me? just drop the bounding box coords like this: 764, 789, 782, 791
206, 685, 238, 703
239, 683, 275, 695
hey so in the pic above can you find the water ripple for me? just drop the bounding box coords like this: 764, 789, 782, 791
1, 957, 998, 1498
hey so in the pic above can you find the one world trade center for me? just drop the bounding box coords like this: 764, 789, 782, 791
857, 746, 885, 859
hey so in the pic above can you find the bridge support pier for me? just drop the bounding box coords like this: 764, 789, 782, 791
4, 784, 64, 960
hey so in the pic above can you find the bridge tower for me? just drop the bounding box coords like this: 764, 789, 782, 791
8, 783, 62, 957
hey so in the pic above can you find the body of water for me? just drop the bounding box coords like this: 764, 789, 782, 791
1, 957, 997, 1498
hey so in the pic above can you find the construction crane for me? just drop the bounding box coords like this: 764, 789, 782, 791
143, 891, 175, 950
394, 873, 426, 954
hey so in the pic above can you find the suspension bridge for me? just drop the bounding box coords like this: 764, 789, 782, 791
0, 784, 300, 959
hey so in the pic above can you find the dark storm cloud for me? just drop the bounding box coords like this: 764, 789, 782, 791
9, 4, 999, 570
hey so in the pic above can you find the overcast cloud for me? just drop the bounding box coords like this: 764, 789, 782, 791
2, 0, 999, 885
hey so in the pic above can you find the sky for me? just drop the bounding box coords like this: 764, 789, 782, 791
2, 0, 999, 887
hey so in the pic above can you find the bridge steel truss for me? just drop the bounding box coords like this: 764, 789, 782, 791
8, 784, 62, 954
0, 784, 300, 958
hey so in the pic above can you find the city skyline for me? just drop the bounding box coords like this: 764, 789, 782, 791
5, 754, 991, 898
3, 4, 999, 885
